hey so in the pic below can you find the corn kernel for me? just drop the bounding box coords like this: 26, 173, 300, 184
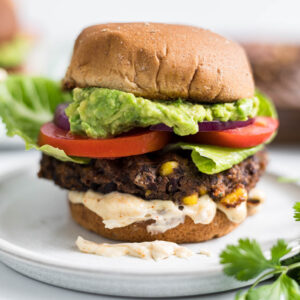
159, 161, 179, 176
198, 186, 207, 196
182, 193, 198, 205
220, 188, 248, 206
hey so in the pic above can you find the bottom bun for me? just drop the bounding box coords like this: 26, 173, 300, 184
69, 202, 240, 243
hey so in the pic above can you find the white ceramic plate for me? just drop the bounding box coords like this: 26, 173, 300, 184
0, 168, 298, 298
0, 152, 37, 183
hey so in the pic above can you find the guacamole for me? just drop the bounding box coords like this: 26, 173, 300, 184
66, 88, 259, 138
0, 35, 31, 68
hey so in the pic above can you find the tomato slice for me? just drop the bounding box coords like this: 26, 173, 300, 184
183, 117, 279, 148
38, 122, 172, 158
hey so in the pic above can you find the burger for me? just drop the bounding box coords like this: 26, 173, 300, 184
0, 23, 278, 243
0, 0, 31, 73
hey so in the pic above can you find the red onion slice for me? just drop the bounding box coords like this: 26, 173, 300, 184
149, 123, 173, 132
54, 103, 70, 131
150, 118, 254, 132
198, 118, 254, 131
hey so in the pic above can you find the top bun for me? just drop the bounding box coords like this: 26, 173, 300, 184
64, 23, 254, 102
0, 0, 18, 43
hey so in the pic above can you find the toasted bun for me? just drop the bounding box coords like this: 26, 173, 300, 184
63, 23, 254, 102
0, 0, 18, 43
69, 202, 239, 243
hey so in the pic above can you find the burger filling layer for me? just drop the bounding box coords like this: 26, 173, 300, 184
69, 190, 218, 233
68, 187, 262, 234
66, 87, 259, 138
39, 151, 267, 203
39, 150, 266, 234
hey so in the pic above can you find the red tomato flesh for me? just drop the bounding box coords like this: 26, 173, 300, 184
38, 122, 172, 158
183, 117, 279, 148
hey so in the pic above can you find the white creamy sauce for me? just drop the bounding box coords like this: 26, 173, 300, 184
69, 191, 217, 234
217, 201, 247, 223
76, 236, 195, 260
247, 188, 265, 215
69, 188, 260, 234
249, 188, 266, 203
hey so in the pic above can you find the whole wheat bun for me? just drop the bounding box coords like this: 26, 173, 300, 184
0, 0, 18, 43
69, 202, 239, 243
64, 23, 254, 102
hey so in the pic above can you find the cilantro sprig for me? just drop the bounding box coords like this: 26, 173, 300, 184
220, 203, 300, 299
220, 239, 300, 299
277, 176, 300, 184
294, 202, 300, 222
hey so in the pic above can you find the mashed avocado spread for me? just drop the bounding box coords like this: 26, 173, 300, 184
0, 35, 31, 68
66, 88, 259, 138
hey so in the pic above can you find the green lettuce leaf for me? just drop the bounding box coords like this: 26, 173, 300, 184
0, 75, 89, 164
0, 35, 31, 68
174, 130, 276, 175
256, 90, 278, 119
177, 143, 263, 174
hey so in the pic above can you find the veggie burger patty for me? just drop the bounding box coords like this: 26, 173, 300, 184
39, 151, 267, 204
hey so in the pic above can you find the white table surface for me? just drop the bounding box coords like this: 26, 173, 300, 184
0, 146, 299, 300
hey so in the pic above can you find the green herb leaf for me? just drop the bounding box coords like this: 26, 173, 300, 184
220, 239, 292, 282
294, 202, 300, 222
270, 239, 292, 265
220, 238, 272, 281
235, 291, 247, 300
277, 176, 300, 183
221, 238, 300, 299
282, 253, 300, 285
221, 202, 299, 300
239, 274, 300, 300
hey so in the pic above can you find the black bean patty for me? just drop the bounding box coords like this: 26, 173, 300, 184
39, 150, 267, 203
